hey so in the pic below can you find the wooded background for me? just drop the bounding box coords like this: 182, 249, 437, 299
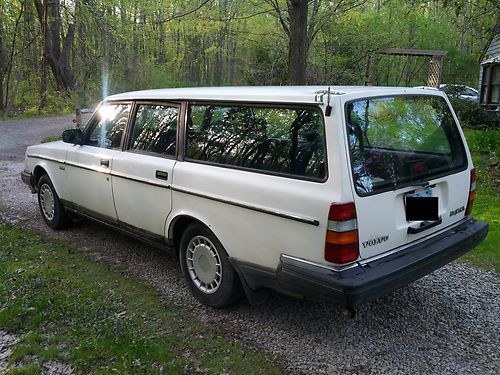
0, 0, 498, 116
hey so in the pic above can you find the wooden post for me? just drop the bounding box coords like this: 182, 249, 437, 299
427, 56, 443, 88
75, 105, 81, 128
364, 53, 372, 86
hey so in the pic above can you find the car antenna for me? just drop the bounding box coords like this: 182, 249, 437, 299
325, 87, 332, 116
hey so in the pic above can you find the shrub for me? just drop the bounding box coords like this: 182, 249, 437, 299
449, 97, 499, 130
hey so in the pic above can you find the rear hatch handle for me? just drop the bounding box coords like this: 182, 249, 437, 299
407, 217, 442, 234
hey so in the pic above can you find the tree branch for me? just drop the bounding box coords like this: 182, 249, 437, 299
149, 0, 212, 24
267, 0, 290, 36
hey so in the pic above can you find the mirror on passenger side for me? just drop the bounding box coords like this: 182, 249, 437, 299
62, 128, 84, 145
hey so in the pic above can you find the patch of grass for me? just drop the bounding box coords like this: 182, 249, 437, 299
0, 223, 283, 374
41, 134, 61, 143
5, 365, 40, 374
462, 129, 500, 273
0, 109, 72, 120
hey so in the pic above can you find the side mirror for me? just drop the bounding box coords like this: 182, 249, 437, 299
62, 128, 84, 145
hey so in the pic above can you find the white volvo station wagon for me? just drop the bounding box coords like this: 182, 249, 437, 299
22, 86, 488, 311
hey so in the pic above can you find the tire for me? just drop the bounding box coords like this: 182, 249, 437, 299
37, 174, 71, 229
179, 223, 243, 307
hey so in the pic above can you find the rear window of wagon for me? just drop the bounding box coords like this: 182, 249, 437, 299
346, 95, 467, 196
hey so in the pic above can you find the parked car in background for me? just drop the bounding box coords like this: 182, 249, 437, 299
21, 86, 488, 312
439, 84, 479, 102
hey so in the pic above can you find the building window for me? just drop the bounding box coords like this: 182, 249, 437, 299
480, 63, 500, 108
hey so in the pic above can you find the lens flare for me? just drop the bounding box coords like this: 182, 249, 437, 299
102, 66, 109, 99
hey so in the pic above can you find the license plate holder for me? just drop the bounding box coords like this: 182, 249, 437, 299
405, 188, 439, 221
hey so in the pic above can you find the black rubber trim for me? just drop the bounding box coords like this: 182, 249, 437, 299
26, 154, 108, 175
235, 218, 488, 308
65, 160, 108, 174
110, 171, 171, 189
61, 200, 175, 254
172, 186, 320, 226
26, 154, 65, 164
21, 170, 36, 193
407, 217, 442, 234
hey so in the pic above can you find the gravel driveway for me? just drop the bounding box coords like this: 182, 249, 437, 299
1, 116, 499, 374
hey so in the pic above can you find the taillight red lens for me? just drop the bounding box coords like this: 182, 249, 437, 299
325, 203, 359, 264
410, 161, 428, 174
328, 202, 357, 221
470, 168, 477, 183
325, 243, 359, 263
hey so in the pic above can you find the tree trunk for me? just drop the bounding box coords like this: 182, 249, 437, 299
287, 0, 308, 85
34, 0, 75, 94
0, 6, 5, 111
32, 0, 49, 109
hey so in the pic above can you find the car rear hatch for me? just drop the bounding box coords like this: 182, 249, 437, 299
344, 94, 471, 259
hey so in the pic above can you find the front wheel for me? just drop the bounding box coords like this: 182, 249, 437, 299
180, 223, 243, 307
37, 174, 71, 229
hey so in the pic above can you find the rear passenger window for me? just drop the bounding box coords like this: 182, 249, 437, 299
129, 104, 178, 156
186, 104, 326, 180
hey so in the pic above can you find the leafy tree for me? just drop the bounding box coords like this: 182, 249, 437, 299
0, 0, 497, 116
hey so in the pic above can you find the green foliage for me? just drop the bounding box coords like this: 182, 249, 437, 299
0, 223, 283, 374
0, 0, 497, 116
464, 192, 500, 273
41, 134, 61, 143
461, 130, 500, 273
463, 129, 500, 156
449, 97, 499, 130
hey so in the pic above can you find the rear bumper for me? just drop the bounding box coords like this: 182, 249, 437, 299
237, 217, 488, 308
21, 170, 36, 193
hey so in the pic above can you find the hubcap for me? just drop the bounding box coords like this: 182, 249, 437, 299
186, 235, 222, 294
40, 183, 55, 220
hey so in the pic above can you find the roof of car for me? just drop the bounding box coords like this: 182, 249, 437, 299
106, 86, 443, 104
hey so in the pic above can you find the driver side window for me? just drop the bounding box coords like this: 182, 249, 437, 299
87, 103, 131, 149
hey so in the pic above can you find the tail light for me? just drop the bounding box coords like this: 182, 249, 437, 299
410, 161, 428, 174
325, 202, 359, 264
465, 168, 476, 216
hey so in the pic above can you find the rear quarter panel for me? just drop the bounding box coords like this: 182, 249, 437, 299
168, 100, 349, 270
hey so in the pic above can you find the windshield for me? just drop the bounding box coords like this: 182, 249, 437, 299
346, 95, 467, 195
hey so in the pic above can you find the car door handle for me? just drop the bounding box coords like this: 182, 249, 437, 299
155, 170, 168, 180
100, 159, 110, 167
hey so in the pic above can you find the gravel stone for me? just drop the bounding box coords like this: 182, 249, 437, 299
0, 331, 19, 373
1, 116, 499, 374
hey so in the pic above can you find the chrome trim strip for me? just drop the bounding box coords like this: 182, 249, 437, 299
26, 154, 65, 164
110, 171, 171, 189
280, 254, 359, 272
281, 217, 468, 272
281, 218, 470, 272
172, 187, 320, 227
357, 217, 470, 266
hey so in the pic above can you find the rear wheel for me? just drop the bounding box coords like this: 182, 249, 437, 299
180, 223, 243, 307
37, 174, 71, 229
